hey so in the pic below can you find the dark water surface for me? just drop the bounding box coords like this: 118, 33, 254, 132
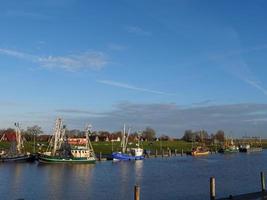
1, 151, 267, 200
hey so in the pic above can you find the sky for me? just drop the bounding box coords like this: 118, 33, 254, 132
1, 0, 267, 137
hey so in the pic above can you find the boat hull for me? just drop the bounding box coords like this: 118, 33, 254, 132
0, 154, 35, 162
218, 148, 239, 154
191, 151, 210, 156
112, 152, 144, 161
38, 155, 96, 164
239, 147, 262, 153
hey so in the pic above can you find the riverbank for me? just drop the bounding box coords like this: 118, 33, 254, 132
1, 140, 267, 154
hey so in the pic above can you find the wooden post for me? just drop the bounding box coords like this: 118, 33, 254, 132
134, 185, 140, 200
99, 152, 102, 161
261, 172, 266, 191
210, 177, 215, 200
155, 149, 157, 157
181, 149, 183, 156
168, 149, 171, 157
162, 149, 164, 157
175, 149, 177, 156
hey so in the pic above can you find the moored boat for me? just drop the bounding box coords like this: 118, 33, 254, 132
112, 125, 144, 161
218, 138, 239, 154
239, 144, 262, 153
0, 122, 35, 162
38, 118, 96, 164
190, 146, 209, 156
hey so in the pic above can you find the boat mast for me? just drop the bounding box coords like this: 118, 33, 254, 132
121, 124, 126, 153
85, 124, 95, 158
52, 118, 65, 156
14, 122, 23, 154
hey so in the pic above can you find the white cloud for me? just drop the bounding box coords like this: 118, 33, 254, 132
0, 48, 108, 71
126, 26, 151, 36
38, 51, 108, 71
97, 79, 175, 95
108, 43, 126, 51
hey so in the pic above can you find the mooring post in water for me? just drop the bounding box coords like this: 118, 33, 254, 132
181, 149, 183, 156
175, 149, 177, 156
155, 149, 157, 157
261, 171, 266, 191
162, 149, 164, 157
210, 177, 216, 200
134, 185, 140, 200
99, 152, 102, 161
168, 149, 171, 157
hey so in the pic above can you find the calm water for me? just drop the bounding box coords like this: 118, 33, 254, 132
1, 151, 267, 200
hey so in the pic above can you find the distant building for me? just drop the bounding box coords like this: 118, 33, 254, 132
109, 136, 121, 142
0, 132, 16, 142
89, 135, 99, 142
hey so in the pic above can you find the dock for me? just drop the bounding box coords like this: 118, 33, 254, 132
212, 172, 267, 200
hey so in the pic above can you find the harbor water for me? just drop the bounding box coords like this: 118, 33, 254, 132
1, 151, 267, 200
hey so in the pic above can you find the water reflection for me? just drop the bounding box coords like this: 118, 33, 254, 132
134, 160, 143, 184
37, 163, 95, 199
1, 152, 267, 200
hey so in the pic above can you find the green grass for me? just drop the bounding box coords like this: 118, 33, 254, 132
92, 140, 193, 154
2, 139, 266, 155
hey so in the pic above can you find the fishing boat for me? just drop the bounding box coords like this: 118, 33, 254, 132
239, 137, 262, 153
190, 146, 210, 156
38, 118, 96, 164
0, 122, 35, 162
218, 138, 239, 153
112, 125, 144, 161
239, 144, 262, 153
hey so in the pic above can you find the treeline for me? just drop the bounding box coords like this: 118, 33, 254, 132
0, 125, 226, 143
0, 126, 158, 142
181, 129, 225, 143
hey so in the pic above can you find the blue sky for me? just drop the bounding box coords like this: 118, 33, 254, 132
1, 0, 267, 137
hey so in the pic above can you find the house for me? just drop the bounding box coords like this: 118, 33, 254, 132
109, 135, 121, 142
0, 132, 16, 142
98, 135, 109, 142
89, 135, 99, 142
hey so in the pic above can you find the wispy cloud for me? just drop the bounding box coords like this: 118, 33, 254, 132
125, 26, 151, 36
243, 78, 267, 96
108, 43, 126, 51
4, 10, 50, 20
97, 80, 175, 95
208, 42, 267, 96
55, 109, 106, 117
58, 102, 267, 137
0, 48, 108, 71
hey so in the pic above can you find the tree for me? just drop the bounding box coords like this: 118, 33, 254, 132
142, 127, 156, 141
214, 130, 225, 142
159, 134, 170, 141
24, 125, 43, 141
182, 130, 195, 142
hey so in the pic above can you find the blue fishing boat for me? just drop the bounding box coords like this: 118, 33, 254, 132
112, 150, 144, 161
112, 125, 144, 161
